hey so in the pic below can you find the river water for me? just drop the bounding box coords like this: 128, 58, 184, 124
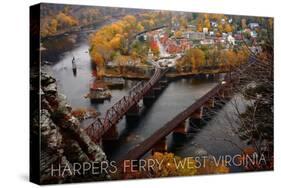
42, 25, 246, 172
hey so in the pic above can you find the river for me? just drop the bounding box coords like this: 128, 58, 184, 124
41, 24, 246, 172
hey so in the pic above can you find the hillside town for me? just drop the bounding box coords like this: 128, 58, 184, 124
92, 13, 268, 78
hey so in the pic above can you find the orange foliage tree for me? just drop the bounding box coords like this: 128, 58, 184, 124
184, 48, 205, 72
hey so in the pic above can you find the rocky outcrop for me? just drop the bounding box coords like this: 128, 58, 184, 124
35, 71, 108, 184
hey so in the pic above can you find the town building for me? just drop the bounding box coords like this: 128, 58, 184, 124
248, 23, 260, 30
186, 31, 205, 41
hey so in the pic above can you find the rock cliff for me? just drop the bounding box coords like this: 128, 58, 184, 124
32, 71, 108, 184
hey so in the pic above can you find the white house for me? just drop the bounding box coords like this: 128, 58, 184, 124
203, 27, 209, 34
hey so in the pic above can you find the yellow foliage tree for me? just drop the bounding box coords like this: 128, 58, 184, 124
56, 12, 78, 28
179, 17, 188, 29
111, 23, 124, 35
185, 48, 205, 72
222, 50, 236, 68
136, 23, 144, 32
224, 23, 232, 33
91, 51, 104, 66
110, 34, 122, 50
218, 23, 223, 33
49, 19, 58, 34
197, 19, 203, 32
236, 48, 249, 65
204, 19, 211, 30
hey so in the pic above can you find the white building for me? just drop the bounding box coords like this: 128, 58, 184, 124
227, 35, 235, 45
248, 23, 260, 30
203, 27, 209, 34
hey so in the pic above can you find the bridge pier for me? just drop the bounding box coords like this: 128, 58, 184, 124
143, 89, 155, 106
224, 84, 233, 99
102, 124, 119, 141
189, 106, 204, 127
159, 77, 168, 88
214, 94, 226, 109
126, 103, 140, 117
173, 120, 189, 134
191, 106, 203, 119
233, 75, 240, 85
218, 89, 225, 99
204, 98, 215, 109
153, 82, 162, 95
151, 137, 167, 154
203, 98, 216, 120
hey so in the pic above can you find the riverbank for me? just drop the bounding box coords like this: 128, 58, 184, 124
100, 66, 230, 79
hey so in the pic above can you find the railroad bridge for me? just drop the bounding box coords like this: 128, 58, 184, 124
85, 67, 169, 143
117, 72, 239, 166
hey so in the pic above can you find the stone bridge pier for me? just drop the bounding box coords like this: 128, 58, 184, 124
202, 97, 216, 119
153, 82, 162, 95
173, 120, 189, 134
214, 84, 234, 108
159, 76, 168, 88
223, 83, 233, 99
143, 88, 155, 106
102, 124, 119, 142
126, 103, 140, 117
189, 106, 204, 127
126, 103, 142, 123
143, 78, 169, 106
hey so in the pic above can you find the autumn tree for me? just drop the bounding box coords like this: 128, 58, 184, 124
150, 40, 160, 57
49, 19, 58, 34
236, 48, 249, 66
56, 12, 78, 29
136, 23, 144, 32
179, 17, 188, 29
110, 34, 123, 50
221, 50, 236, 68
204, 18, 211, 30
218, 23, 224, 33
197, 19, 203, 32
184, 48, 205, 72
224, 23, 232, 33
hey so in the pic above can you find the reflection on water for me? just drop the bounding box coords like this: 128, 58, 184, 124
42, 34, 79, 63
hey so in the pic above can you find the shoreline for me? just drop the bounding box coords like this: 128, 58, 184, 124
101, 69, 229, 80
